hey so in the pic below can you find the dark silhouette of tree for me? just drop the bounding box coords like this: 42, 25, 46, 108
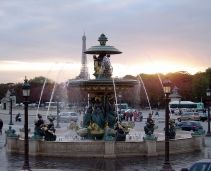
1, 69, 211, 110
192, 72, 209, 103
205, 67, 211, 88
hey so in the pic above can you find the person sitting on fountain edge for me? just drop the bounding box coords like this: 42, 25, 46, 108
144, 113, 155, 135
106, 96, 117, 127
147, 113, 153, 124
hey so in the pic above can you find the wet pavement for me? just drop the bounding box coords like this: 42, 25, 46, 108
0, 109, 211, 171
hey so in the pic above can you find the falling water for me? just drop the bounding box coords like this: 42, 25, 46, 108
112, 78, 118, 104
60, 81, 69, 107
36, 62, 58, 117
138, 75, 152, 113
157, 73, 163, 88
46, 63, 68, 119
112, 78, 120, 120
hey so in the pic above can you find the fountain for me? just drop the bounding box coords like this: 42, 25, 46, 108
67, 33, 139, 139
5, 33, 205, 159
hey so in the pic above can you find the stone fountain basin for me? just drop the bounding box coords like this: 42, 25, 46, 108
7, 127, 203, 158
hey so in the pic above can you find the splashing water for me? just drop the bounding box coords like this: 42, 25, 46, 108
112, 78, 118, 104
157, 73, 163, 89
36, 62, 58, 117
60, 81, 69, 107
112, 78, 120, 120
138, 75, 152, 113
46, 63, 69, 119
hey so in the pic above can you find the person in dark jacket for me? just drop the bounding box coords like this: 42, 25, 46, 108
0, 118, 3, 135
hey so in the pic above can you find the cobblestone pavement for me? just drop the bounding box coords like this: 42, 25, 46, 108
0, 109, 210, 171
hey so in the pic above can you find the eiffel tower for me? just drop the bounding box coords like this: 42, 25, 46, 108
78, 32, 89, 79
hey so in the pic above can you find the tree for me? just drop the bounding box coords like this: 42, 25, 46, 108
29, 76, 54, 84
205, 67, 211, 87
0, 84, 10, 101
167, 71, 193, 101
192, 72, 209, 102
137, 73, 164, 109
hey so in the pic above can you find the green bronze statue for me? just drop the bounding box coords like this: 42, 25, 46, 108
92, 96, 105, 129
83, 97, 95, 128
106, 97, 117, 127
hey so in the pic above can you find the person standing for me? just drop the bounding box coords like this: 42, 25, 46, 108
129, 111, 133, 121
125, 111, 130, 121
0, 119, 3, 135
155, 110, 159, 121
134, 112, 138, 121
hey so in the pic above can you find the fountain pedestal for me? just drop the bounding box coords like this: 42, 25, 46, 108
29, 139, 42, 156
192, 134, 204, 150
104, 141, 116, 158
144, 139, 158, 157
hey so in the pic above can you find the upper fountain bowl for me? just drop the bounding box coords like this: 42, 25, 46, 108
84, 33, 122, 55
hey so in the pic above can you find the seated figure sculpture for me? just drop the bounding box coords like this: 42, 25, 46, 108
83, 97, 95, 128
114, 119, 126, 141
106, 97, 117, 127
34, 113, 45, 136
92, 96, 105, 129
43, 117, 56, 141
144, 113, 155, 135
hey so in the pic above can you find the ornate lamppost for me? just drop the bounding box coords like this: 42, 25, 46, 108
160, 77, 174, 171
206, 87, 211, 137
83, 98, 86, 114
55, 94, 61, 128
8, 87, 15, 125
158, 98, 160, 110
118, 92, 122, 121
179, 99, 181, 115
22, 76, 31, 171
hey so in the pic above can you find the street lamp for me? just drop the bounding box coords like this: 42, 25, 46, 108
22, 76, 31, 171
160, 77, 174, 171
179, 99, 181, 115
83, 98, 86, 114
8, 87, 15, 125
55, 94, 61, 128
206, 87, 211, 137
158, 98, 160, 110
118, 92, 122, 121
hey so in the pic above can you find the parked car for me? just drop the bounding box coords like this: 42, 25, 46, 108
200, 113, 211, 122
15, 103, 24, 107
176, 121, 203, 131
28, 103, 37, 107
172, 108, 180, 115
177, 112, 201, 122
47, 112, 58, 120
181, 159, 211, 171
125, 109, 136, 113
35, 103, 45, 107
59, 112, 78, 122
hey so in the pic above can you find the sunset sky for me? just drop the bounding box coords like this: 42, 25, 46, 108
0, 1, 211, 83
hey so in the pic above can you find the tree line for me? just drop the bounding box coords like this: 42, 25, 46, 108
0, 67, 211, 109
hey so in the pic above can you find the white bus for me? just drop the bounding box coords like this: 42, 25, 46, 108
115, 103, 129, 112
169, 101, 204, 114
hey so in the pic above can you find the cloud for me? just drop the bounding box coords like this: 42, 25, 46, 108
0, 0, 211, 83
